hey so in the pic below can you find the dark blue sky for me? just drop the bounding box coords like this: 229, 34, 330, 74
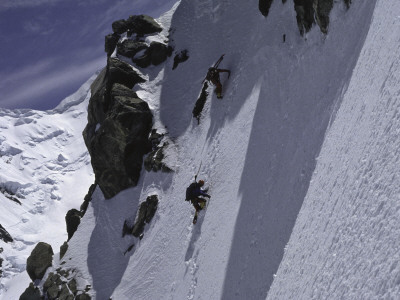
0, 0, 177, 110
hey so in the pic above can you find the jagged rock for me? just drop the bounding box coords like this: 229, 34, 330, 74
66, 209, 82, 241
172, 50, 189, 70
259, 0, 274, 16
84, 57, 146, 132
133, 42, 172, 68
294, 0, 315, 36
76, 293, 91, 300
149, 42, 172, 65
105, 33, 120, 57
117, 40, 147, 58
144, 144, 172, 173
60, 242, 68, 259
132, 52, 152, 68
126, 15, 162, 36
83, 83, 153, 199
108, 57, 146, 89
46, 284, 60, 299
193, 82, 209, 123
19, 282, 42, 300
80, 183, 97, 214
26, 242, 53, 281
68, 278, 77, 295
314, 0, 333, 34
131, 195, 159, 237
112, 19, 128, 34
43, 272, 61, 291
0, 224, 13, 243
58, 283, 74, 300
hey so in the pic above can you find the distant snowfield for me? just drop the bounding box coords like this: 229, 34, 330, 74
2, 0, 399, 299
0, 76, 95, 295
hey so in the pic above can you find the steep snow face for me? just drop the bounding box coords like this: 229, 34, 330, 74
0, 76, 95, 295
267, 0, 400, 299
51, 1, 380, 299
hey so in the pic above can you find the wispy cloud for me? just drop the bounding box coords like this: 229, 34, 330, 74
0, 56, 105, 109
0, 0, 63, 11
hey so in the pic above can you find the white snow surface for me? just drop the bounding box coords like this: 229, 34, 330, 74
2, 0, 400, 299
0, 76, 95, 296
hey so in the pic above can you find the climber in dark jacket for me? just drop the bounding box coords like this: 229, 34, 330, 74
205, 67, 231, 99
186, 178, 211, 224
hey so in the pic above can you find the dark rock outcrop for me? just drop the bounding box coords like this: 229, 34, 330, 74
26, 242, 53, 281
117, 40, 147, 58
105, 33, 120, 57
66, 209, 82, 241
83, 65, 153, 199
172, 50, 189, 70
0, 224, 13, 243
123, 195, 158, 238
112, 19, 128, 34
259, 0, 351, 35
0, 247, 3, 278
193, 82, 209, 123
133, 42, 172, 68
76, 293, 91, 300
314, 0, 334, 34
80, 183, 97, 214
126, 15, 162, 36
144, 141, 173, 173
108, 57, 146, 89
19, 283, 42, 300
60, 242, 68, 260
259, 0, 274, 17
294, 0, 315, 36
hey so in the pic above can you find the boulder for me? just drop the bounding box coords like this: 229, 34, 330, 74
108, 57, 146, 89
84, 58, 145, 126
0, 224, 13, 243
126, 15, 162, 36
65, 209, 82, 241
19, 283, 42, 300
26, 242, 53, 281
83, 83, 153, 199
131, 195, 159, 237
105, 33, 120, 57
112, 19, 128, 34
117, 40, 147, 58
133, 42, 172, 68
76, 293, 91, 300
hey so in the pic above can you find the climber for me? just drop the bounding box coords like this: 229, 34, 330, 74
205, 67, 231, 99
186, 177, 211, 224
204, 54, 231, 99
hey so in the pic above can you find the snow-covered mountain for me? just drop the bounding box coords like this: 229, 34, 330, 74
2, 0, 400, 299
0, 76, 95, 295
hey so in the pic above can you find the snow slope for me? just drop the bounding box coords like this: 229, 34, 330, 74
2, 0, 397, 299
267, 0, 400, 299
0, 76, 95, 296
42, 0, 380, 299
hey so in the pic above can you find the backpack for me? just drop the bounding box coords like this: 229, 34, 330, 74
185, 182, 197, 201
206, 68, 217, 81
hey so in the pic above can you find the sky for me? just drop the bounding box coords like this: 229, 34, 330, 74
0, 0, 177, 110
